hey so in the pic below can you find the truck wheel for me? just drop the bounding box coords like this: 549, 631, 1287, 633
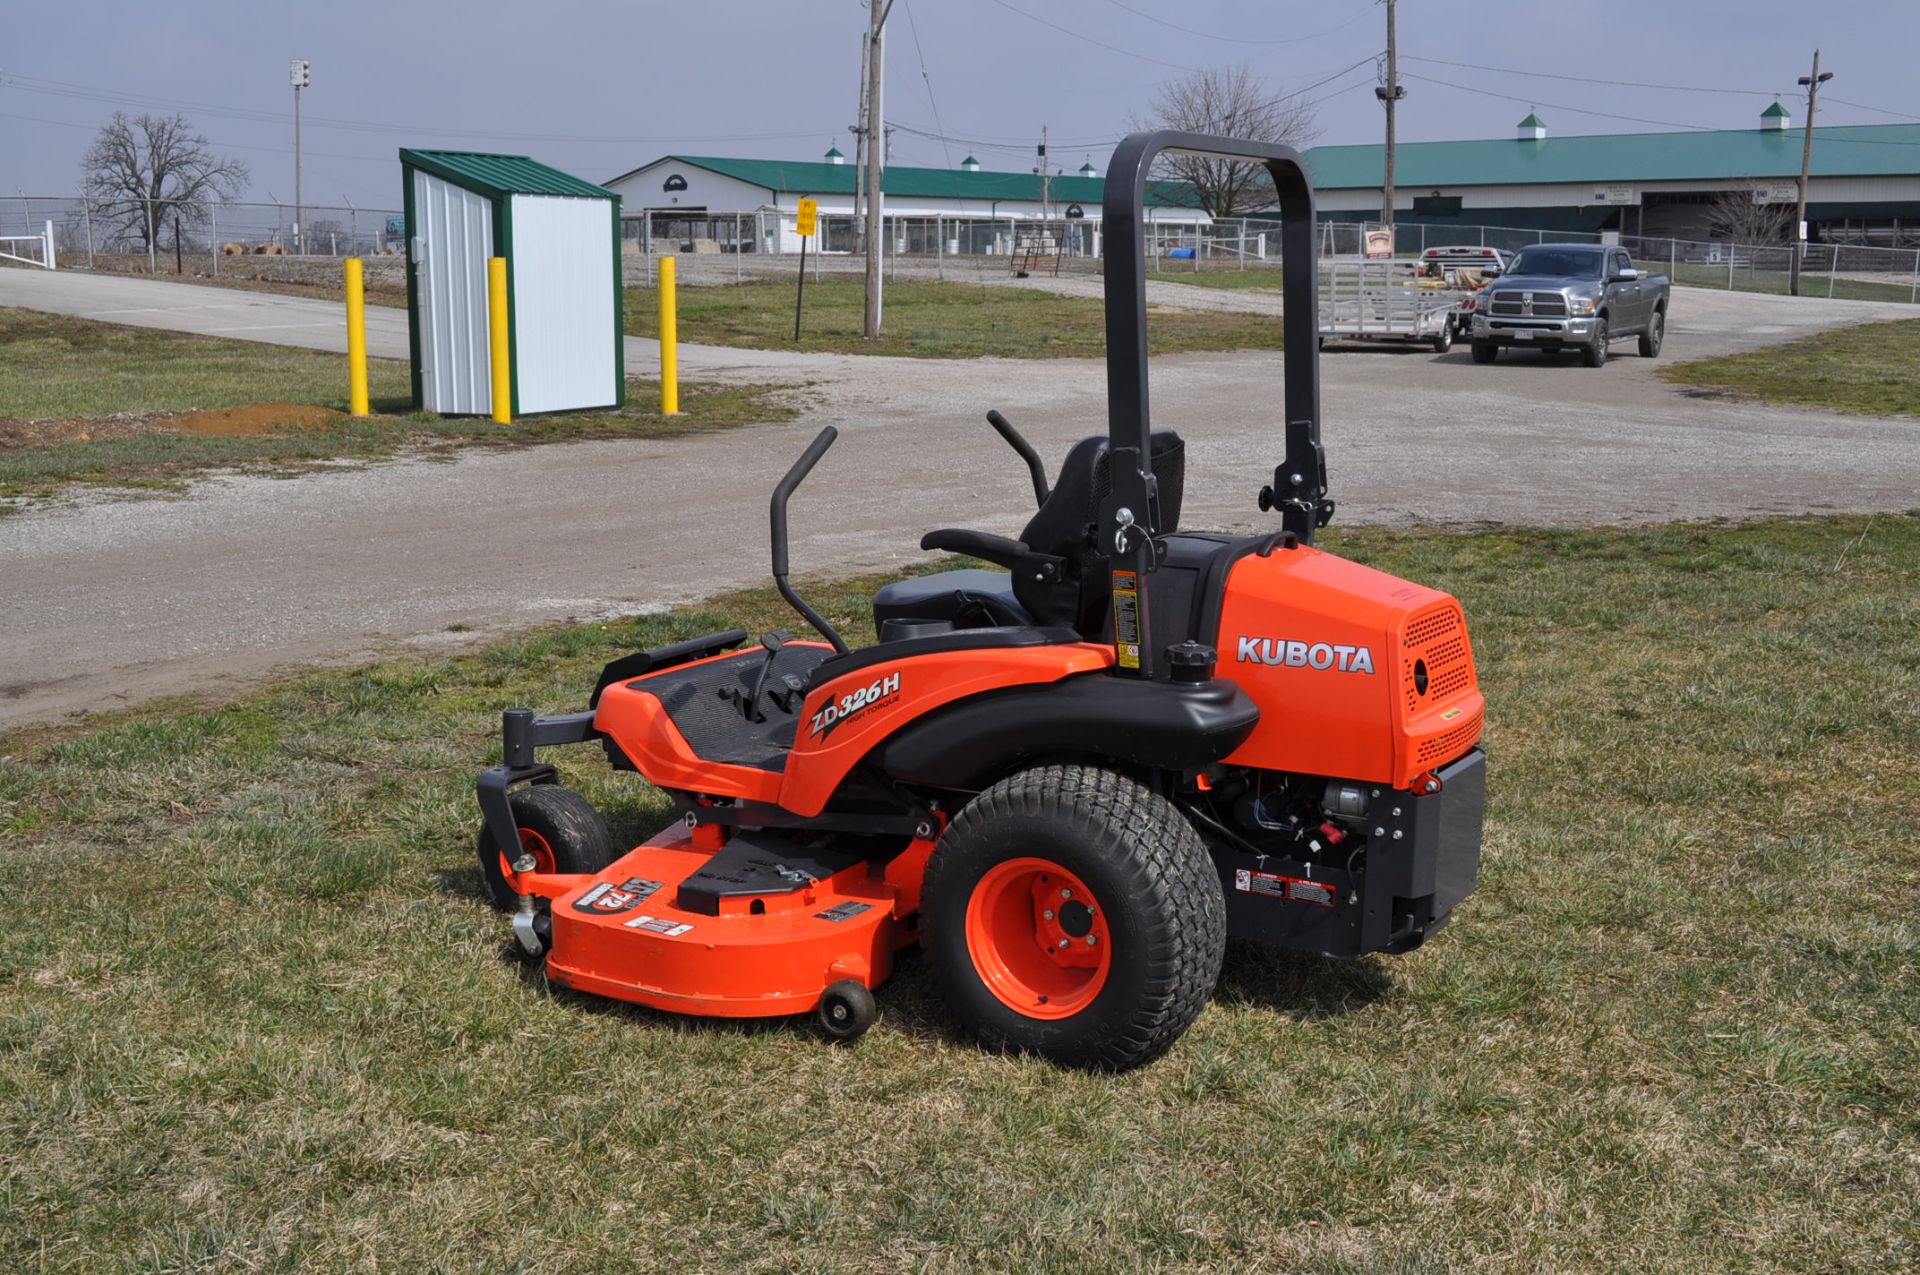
1471, 342, 1498, 364
921, 765, 1226, 1071
1638, 308, 1665, 358
1431, 323, 1454, 354
476, 784, 618, 911
1583, 317, 1609, 367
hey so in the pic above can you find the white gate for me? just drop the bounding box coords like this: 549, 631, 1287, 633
0, 220, 56, 269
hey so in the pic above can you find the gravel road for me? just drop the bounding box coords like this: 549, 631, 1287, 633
2, 269, 1914, 732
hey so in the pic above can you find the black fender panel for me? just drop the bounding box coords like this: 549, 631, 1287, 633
879, 673, 1259, 789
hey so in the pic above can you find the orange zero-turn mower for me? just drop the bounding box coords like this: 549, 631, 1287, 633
474, 132, 1487, 1070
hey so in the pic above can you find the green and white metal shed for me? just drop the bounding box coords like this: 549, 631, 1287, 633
401, 149, 623, 416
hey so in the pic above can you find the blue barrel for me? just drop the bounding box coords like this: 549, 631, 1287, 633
1169, 247, 1196, 260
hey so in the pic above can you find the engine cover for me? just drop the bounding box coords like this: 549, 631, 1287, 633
1215, 544, 1484, 786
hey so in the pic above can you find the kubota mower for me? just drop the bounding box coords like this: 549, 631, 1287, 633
474, 133, 1487, 1070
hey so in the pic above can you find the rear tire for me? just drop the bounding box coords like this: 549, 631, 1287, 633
1431, 323, 1454, 354
476, 784, 618, 911
1471, 342, 1498, 364
1638, 308, 1665, 358
1583, 317, 1610, 367
922, 765, 1226, 1071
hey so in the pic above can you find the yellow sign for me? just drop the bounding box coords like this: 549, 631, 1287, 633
795, 198, 818, 238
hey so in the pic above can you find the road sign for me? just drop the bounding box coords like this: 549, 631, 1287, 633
795, 198, 818, 238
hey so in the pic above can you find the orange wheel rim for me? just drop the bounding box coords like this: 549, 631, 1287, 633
501, 827, 556, 882
963, 857, 1111, 1020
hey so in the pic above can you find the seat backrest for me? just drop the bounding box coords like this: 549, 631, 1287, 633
1012, 429, 1185, 630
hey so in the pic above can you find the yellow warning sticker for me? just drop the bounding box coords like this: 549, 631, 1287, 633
1111, 570, 1141, 670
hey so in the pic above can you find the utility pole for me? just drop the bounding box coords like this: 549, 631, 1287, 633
863, 0, 893, 339
290, 58, 310, 254
1036, 126, 1051, 220
1375, 0, 1404, 228
1789, 49, 1832, 297
851, 31, 870, 236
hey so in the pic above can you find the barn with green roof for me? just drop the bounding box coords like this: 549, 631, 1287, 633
1303, 106, 1920, 245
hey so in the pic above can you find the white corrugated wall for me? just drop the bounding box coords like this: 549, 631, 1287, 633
412, 170, 493, 415
509, 194, 617, 413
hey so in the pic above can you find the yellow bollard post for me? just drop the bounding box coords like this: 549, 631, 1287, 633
488, 256, 511, 424
344, 257, 369, 417
659, 255, 680, 415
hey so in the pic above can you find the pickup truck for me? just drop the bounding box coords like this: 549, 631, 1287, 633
1468, 243, 1669, 367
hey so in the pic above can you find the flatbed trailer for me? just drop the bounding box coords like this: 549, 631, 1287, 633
1318, 257, 1463, 352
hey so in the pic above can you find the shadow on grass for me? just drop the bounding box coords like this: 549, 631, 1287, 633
1212, 940, 1393, 1020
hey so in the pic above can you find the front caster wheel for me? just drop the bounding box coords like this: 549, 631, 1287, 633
477, 784, 617, 911
817, 980, 878, 1041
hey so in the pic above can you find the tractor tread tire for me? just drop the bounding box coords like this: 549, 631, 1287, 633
922, 764, 1226, 1071
477, 784, 618, 911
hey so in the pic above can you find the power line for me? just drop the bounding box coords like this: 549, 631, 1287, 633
1401, 56, 1781, 98
978, 0, 1207, 73
1093, 1, 1370, 46
1397, 72, 1720, 132
0, 70, 839, 146
1827, 96, 1920, 123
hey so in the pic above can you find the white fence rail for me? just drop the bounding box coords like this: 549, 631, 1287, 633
0, 219, 55, 269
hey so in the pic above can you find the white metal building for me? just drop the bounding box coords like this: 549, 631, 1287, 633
603, 150, 1210, 253
402, 149, 623, 416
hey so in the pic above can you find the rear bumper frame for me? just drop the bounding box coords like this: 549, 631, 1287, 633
1215, 747, 1487, 958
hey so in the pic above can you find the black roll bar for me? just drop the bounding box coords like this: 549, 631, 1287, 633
1098, 131, 1326, 680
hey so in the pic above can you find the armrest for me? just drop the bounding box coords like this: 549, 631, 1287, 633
920, 528, 1031, 569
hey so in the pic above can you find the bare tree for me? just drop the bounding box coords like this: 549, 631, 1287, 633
80, 112, 249, 251
1703, 187, 1792, 245
1128, 64, 1320, 217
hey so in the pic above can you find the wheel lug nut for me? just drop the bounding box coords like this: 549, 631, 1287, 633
1087, 935, 1098, 946
1042, 909, 1054, 920
1057, 938, 1069, 949
1060, 888, 1072, 899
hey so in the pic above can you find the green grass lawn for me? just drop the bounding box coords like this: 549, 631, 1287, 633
624, 278, 1285, 358
3, 514, 1916, 1272
1660, 317, 1920, 416
0, 308, 798, 510
1664, 260, 1920, 305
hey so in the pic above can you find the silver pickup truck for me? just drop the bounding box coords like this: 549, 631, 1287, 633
1468, 244, 1669, 367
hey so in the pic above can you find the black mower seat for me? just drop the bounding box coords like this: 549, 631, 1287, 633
870, 569, 1033, 639
623, 643, 837, 772
887, 428, 1185, 639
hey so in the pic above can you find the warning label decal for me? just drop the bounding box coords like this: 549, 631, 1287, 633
623, 914, 695, 936
1234, 869, 1338, 908
571, 877, 664, 915
815, 901, 873, 924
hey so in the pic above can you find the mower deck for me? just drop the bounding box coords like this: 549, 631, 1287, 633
541, 821, 926, 1017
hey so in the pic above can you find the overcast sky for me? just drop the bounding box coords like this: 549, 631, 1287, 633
6, 1, 1916, 212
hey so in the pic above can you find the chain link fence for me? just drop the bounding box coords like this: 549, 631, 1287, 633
0, 194, 405, 286
8, 190, 1917, 305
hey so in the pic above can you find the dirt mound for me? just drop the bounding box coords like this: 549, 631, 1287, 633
164, 402, 343, 436
1, 402, 344, 449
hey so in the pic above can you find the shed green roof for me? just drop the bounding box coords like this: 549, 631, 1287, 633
1303, 123, 1920, 190
1517, 113, 1546, 129
1760, 101, 1791, 119
619, 155, 1195, 207
400, 149, 615, 201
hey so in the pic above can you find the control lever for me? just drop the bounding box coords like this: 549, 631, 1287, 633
719, 629, 792, 723
987, 409, 1050, 508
